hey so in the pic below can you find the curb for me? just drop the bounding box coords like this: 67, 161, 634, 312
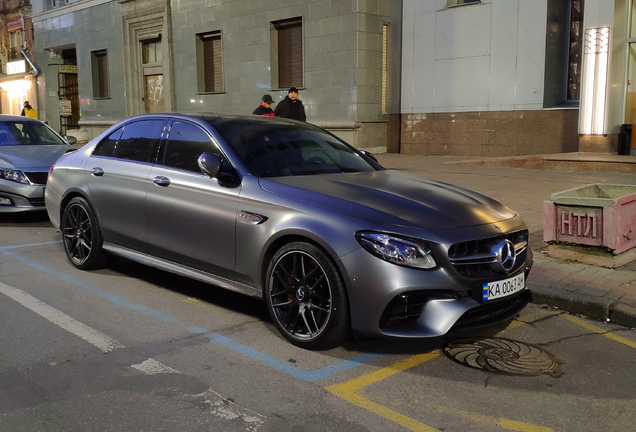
610, 304, 636, 329
531, 286, 636, 328
530, 286, 614, 321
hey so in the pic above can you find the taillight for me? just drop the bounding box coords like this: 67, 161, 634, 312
48, 163, 55, 175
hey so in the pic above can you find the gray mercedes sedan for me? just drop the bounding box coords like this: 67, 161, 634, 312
0, 115, 77, 213
45, 114, 533, 349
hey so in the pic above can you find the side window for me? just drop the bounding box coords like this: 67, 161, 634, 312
162, 121, 219, 172
114, 120, 164, 163
93, 128, 122, 157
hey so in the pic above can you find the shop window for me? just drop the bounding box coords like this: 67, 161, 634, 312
142, 38, 162, 64
272, 18, 303, 89
544, 0, 584, 107
91, 50, 109, 98
196, 31, 223, 93
447, 0, 480, 7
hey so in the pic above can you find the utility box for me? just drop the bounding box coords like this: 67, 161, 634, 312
619, 124, 632, 156
544, 185, 636, 259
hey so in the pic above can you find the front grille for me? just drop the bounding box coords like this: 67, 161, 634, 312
449, 230, 528, 278
380, 291, 456, 329
24, 172, 48, 185
452, 290, 532, 331
28, 197, 46, 207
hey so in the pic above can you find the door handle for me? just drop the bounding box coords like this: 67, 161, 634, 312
153, 176, 171, 186
90, 167, 104, 176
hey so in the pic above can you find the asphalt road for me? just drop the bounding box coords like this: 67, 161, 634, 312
1, 212, 636, 432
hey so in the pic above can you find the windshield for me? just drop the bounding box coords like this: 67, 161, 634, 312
0, 121, 67, 146
211, 120, 378, 177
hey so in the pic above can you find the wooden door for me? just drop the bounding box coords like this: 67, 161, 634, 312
145, 74, 165, 113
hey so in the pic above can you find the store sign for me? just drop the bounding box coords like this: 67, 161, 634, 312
6, 60, 26, 75
59, 65, 77, 73
7, 18, 23, 32
59, 100, 72, 117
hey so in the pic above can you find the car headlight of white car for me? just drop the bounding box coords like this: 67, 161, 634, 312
355, 231, 436, 269
0, 169, 30, 184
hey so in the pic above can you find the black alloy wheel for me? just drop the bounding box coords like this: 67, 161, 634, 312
266, 242, 349, 350
61, 197, 107, 270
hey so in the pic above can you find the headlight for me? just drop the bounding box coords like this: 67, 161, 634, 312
0, 169, 29, 184
355, 232, 436, 269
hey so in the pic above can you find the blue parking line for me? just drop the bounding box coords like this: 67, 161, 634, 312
206, 333, 384, 381
1, 248, 385, 381
0, 241, 62, 251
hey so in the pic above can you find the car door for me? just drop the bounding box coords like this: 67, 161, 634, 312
85, 119, 166, 252
146, 120, 241, 279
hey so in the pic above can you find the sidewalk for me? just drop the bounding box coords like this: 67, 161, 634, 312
375, 153, 636, 329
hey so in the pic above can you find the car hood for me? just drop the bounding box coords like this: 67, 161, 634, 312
0, 145, 76, 171
259, 170, 516, 229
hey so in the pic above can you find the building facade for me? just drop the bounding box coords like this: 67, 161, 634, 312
398, 0, 636, 156
0, 0, 38, 116
25, 0, 636, 155
30, 0, 402, 151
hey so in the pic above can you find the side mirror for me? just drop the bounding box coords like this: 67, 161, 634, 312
359, 149, 379, 164
198, 152, 223, 178
65, 135, 77, 145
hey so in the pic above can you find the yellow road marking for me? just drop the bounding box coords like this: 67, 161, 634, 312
326, 349, 553, 432
332, 352, 439, 393
562, 314, 636, 349
505, 309, 563, 332
326, 352, 440, 432
437, 406, 553, 432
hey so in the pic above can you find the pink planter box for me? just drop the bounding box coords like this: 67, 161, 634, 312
544, 185, 636, 255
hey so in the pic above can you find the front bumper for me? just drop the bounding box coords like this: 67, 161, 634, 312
0, 181, 47, 213
338, 244, 533, 338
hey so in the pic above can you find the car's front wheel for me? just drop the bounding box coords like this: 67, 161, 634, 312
61, 196, 107, 270
265, 242, 349, 350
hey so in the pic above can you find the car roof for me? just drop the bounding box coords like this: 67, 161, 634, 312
119, 113, 311, 129
0, 115, 41, 122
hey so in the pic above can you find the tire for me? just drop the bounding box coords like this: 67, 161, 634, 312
265, 242, 349, 350
61, 196, 107, 270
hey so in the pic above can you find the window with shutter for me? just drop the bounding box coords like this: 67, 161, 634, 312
91, 50, 109, 98
274, 18, 303, 89
197, 31, 223, 93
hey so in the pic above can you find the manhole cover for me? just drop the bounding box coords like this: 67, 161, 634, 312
443, 337, 562, 377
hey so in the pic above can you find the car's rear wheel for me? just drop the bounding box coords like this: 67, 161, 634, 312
61, 197, 106, 270
265, 242, 349, 350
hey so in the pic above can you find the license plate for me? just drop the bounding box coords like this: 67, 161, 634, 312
482, 273, 525, 301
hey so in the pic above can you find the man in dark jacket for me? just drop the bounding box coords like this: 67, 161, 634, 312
274, 87, 306, 122
252, 94, 275, 116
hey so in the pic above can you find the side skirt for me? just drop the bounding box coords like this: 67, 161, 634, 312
103, 243, 263, 299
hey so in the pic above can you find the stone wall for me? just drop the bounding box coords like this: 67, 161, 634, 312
396, 109, 580, 156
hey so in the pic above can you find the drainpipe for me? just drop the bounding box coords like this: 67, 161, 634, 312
19, 13, 41, 118
397, 0, 404, 154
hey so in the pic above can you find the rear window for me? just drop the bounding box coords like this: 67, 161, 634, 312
0, 121, 66, 146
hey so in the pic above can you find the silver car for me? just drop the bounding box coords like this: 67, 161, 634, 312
0, 115, 77, 213
45, 114, 533, 349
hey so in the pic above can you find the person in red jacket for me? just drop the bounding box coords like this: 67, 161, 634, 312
252, 94, 275, 116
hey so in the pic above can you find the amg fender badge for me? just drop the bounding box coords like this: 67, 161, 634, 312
239, 210, 268, 225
